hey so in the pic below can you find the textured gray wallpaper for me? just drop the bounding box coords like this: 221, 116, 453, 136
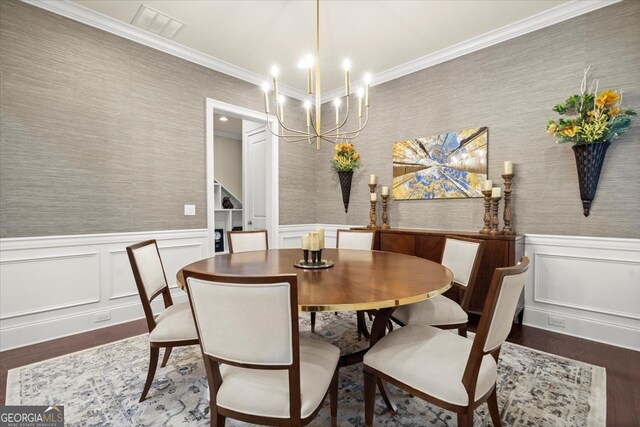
1, 0, 639, 239
0, 0, 313, 238
315, 1, 640, 238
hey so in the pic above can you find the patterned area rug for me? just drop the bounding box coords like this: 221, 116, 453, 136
6, 312, 605, 426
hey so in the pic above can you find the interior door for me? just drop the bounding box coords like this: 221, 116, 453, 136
243, 120, 267, 231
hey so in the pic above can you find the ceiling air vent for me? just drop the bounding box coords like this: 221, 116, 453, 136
131, 4, 184, 39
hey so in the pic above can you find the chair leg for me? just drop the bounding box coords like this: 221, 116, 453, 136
330, 369, 338, 427
458, 325, 468, 338
161, 346, 173, 367
140, 346, 160, 402
457, 408, 475, 427
364, 370, 376, 427
212, 411, 225, 427
487, 387, 502, 427
310, 312, 316, 333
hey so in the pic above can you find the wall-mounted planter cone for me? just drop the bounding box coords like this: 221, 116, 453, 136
337, 171, 353, 213
572, 141, 610, 217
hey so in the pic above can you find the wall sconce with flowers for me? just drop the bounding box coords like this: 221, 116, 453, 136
331, 142, 361, 213
547, 68, 636, 216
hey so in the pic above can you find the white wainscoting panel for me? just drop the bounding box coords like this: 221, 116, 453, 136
524, 234, 640, 351
1, 252, 100, 319
0, 229, 209, 351
4, 227, 637, 352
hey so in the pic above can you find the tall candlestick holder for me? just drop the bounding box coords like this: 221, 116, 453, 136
368, 183, 378, 229
479, 189, 492, 234
501, 174, 515, 235
489, 197, 501, 235
381, 194, 390, 229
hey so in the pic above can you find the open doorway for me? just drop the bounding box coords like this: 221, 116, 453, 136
205, 99, 279, 255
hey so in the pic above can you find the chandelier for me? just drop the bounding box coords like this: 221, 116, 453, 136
261, 0, 371, 150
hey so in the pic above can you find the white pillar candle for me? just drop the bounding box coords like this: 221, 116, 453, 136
301, 235, 310, 250
309, 233, 320, 251
381, 186, 389, 196
369, 174, 376, 185
317, 228, 325, 249
370, 192, 377, 202
491, 187, 501, 198
504, 161, 513, 175
483, 180, 492, 191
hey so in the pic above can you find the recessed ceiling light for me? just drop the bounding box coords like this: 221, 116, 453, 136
219, 116, 228, 122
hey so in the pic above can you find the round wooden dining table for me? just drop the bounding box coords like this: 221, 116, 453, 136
177, 248, 453, 412
177, 248, 452, 355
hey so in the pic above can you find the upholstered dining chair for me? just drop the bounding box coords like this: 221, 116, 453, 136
310, 229, 375, 338
126, 240, 199, 402
392, 236, 484, 337
364, 257, 530, 427
184, 271, 340, 427
227, 229, 268, 253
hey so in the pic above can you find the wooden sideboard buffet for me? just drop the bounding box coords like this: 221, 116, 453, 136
371, 228, 525, 323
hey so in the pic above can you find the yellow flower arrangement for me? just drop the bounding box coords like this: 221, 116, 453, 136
331, 142, 361, 172
547, 69, 635, 145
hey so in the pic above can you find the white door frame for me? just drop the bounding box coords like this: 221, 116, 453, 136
205, 98, 279, 254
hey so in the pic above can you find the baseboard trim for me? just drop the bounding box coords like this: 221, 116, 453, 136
524, 307, 640, 352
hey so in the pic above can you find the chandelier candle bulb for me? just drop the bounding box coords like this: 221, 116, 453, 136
483, 179, 492, 191
381, 186, 389, 196
492, 187, 501, 198
504, 161, 513, 174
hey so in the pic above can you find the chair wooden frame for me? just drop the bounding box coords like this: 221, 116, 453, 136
126, 240, 199, 402
336, 229, 375, 250
184, 271, 338, 427
392, 235, 485, 337
227, 229, 269, 253
364, 257, 530, 427
311, 230, 375, 339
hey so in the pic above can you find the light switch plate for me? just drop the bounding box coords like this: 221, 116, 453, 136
184, 204, 196, 216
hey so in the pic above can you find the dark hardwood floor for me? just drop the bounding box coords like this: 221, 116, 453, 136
1, 319, 638, 426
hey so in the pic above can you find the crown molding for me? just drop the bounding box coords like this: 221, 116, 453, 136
321, 0, 622, 104
22, 0, 621, 105
20, 0, 308, 101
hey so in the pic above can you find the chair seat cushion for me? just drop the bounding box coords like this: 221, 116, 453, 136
149, 302, 198, 343
393, 295, 468, 326
364, 325, 497, 406
217, 337, 340, 419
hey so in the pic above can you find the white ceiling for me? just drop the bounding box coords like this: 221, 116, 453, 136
70, 0, 578, 95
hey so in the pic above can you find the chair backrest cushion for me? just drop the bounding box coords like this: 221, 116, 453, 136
483, 267, 528, 352
441, 238, 481, 288
229, 231, 268, 253
131, 243, 167, 299
337, 230, 374, 250
188, 278, 293, 365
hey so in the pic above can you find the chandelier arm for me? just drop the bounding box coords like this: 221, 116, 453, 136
265, 115, 316, 140
274, 114, 318, 136
322, 95, 352, 136
322, 106, 369, 139
281, 135, 319, 143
